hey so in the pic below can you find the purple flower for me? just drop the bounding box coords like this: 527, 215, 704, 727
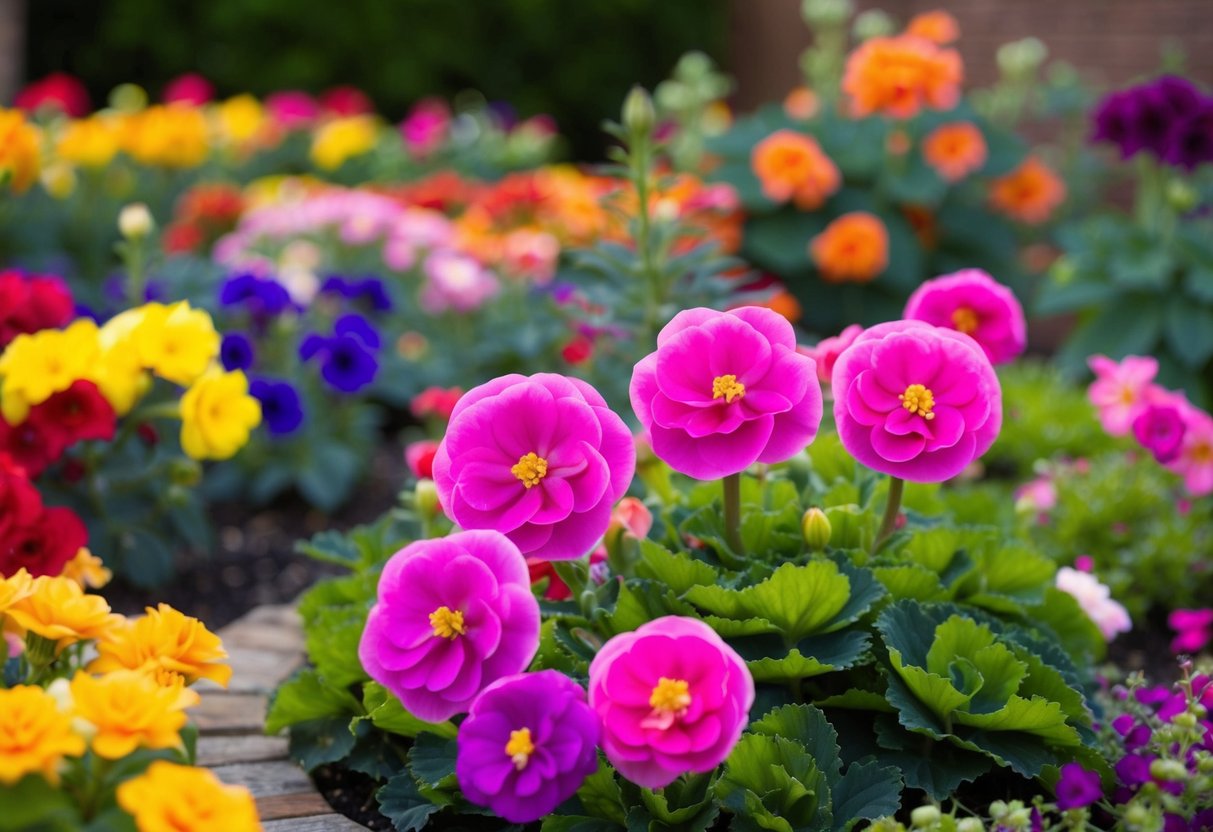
220, 332, 255, 372
1055, 762, 1102, 810
219, 272, 293, 318
433, 374, 635, 561
1115, 753, 1153, 788
1164, 101, 1213, 171
456, 671, 600, 823
320, 335, 379, 393
1112, 714, 1152, 752
1091, 91, 1137, 157
250, 378, 304, 436
333, 313, 381, 350
629, 307, 823, 480
358, 531, 541, 722
320, 275, 393, 311
1091, 76, 1210, 165
1133, 404, 1187, 463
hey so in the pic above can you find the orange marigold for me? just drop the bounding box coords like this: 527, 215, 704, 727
117, 761, 262, 832
751, 130, 841, 210
842, 35, 963, 119
809, 212, 889, 284
0, 685, 85, 785
783, 86, 819, 121
0, 109, 41, 193
906, 10, 960, 44
923, 122, 988, 182
5, 576, 122, 652
990, 155, 1066, 224
70, 670, 198, 760
91, 603, 232, 688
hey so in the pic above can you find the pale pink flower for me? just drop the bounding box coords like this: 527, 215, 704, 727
1087, 355, 1159, 436
420, 251, 500, 314
1055, 566, 1131, 641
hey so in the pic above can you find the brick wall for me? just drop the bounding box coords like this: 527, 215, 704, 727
0, 0, 25, 104
729, 0, 1213, 111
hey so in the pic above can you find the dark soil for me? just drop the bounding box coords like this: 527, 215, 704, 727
313, 765, 391, 830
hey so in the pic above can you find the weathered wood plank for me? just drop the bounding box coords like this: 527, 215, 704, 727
210, 761, 312, 798
256, 791, 334, 820
262, 814, 368, 831
192, 692, 268, 734
195, 646, 302, 694
196, 733, 288, 767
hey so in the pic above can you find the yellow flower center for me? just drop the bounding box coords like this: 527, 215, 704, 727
649, 677, 692, 714
899, 384, 936, 420
511, 452, 549, 488
951, 306, 979, 335
505, 727, 535, 770
712, 374, 746, 404
429, 606, 466, 639
1193, 441, 1213, 464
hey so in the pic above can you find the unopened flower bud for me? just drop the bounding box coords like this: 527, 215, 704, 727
911, 806, 941, 828
1124, 804, 1150, 826
1150, 758, 1187, 782
957, 819, 984, 832
1167, 180, 1198, 213
801, 0, 852, 27
415, 478, 440, 519
622, 86, 656, 138
997, 38, 1047, 79
119, 202, 154, 240
853, 9, 894, 40
168, 459, 201, 487
802, 507, 832, 550
1172, 711, 1198, 729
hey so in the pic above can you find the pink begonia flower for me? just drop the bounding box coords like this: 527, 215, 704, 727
1166, 402, 1213, 497
1168, 608, 1213, 654
1087, 355, 1159, 436
358, 530, 540, 722
1055, 566, 1131, 641
265, 90, 320, 130
903, 269, 1027, 365
800, 324, 863, 385
163, 73, 214, 106
1132, 402, 1187, 464
589, 616, 754, 788
1073, 554, 1095, 573
420, 251, 500, 314
433, 374, 635, 561
1014, 475, 1057, 520
401, 98, 452, 158
608, 497, 653, 540
501, 229, 560, 285
833, 320, 1002, 482
629, 307, 823, 480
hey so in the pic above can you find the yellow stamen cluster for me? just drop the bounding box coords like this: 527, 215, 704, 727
951, 306, 979, 335
649, 677, 692, 714
712, 374, 746, 404
505, 727, 535, 770
899, 384, 936, 420
429, 606, 466, 639
511, 452, 549, 488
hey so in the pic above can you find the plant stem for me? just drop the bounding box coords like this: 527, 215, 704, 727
874, 477, 904, 551
722, 472, 744, 556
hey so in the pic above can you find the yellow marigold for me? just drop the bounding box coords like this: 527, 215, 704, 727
923, 121, 987, 182
905, 10, 960, 45
5, 575, 122, 651
751, 130, 841, 210
0, 686, 86, 785
809, 211, 889, 284
129, 301, 220, 386
70, 670, 198, 759
311, 115, 378, 170
91, 603, 231, 687
0, 108, 41, 193
123, 104, 210, 168
56, 116, 121, 169
95, 338, 152, 416
842, 35, 962, 119
0, 568, 34, 614
117, 761, 262, 832
215, 94, 267, 149
989, 155, 1066, 224
179, 369, 261, 461
0, 318, 102, 424
60, 548, 112, 590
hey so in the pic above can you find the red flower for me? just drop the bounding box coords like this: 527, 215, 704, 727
29, 381, 116, 452
0, 456, 43, 541
0, 271, 74, 348
14, 72, 91, 117
410, 386, 463, 421
405, 440, 439, 479
321, 86, 374, 117
163, 73, 214, 106
0, 418, 61, 478
561, 335, 594, 365
0, 506, 88, 578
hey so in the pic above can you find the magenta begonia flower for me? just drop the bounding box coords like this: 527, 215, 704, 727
903, 269, 1026, 365
1166, 402, 1213, 497
1087, 354, 1159, 437
833, 320, 1002, 482
433, 374, 635, 560
630, 307, 823, 480
588, 616, 754, 789
456, 671, 600, 823
1132, 402, 1187, 464
358, 530, 540, 722
800, 323, 863, 386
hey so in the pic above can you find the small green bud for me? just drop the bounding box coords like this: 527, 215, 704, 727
1172, 711, 1198, 729
1167, 179, 1198, 213
168, 459, 202, 487
109, 82, 148, 112
621, 86, 656, 137
802, 507, 832, 550
801, 0, 852, 26
956, 819, 984, 832
911, 806, 941, 828
1049, 256, 1078, 286
988, 801, 1009, 820
415, 478, 440, 519
853, 9, 895, 40
1124, 803, 1150, 826
1149, 758, 1187, 782
1198, 754, 1213, 774
997, 38, 1047, 79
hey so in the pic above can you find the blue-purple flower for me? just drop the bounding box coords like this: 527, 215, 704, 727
250, 378, 304, 435
319, 275, 393, 311
220, 332, 255, 372
219, 272, 294, 318
298, 314, 381, 394
1055, 763, 1102, 810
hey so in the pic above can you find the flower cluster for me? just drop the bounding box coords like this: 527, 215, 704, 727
842, 32, 962, 119
1088, 355, 1213, 496
0, 455, 88, 578
0, 270, 74, 348
1092, 75, 1213, 171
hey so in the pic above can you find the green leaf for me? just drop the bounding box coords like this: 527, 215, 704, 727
306, 605, 370, 689
717, 734, 825, 832
748, 650, 840, 682
635, 541, 719, 594
296, 528, 362, 566
121, 528, 176, 588
541, 818, 625, 832
266, 668, 361, 734
749, 704, 842, 784
408, 733, 460, 790
887, 651, 974, 725
377, 773, 443, 832
924, 615, 997, 678
605, 580, 695, 635
360, 682, 458, 739
289, 715, 357, 771
0, 775, 82, 831
953, 695, 1079, 745
746, 630, 871, 682
949, 730, 1059, 778
873, 717, 993, 801
965, 643, 1028, 714
575, 761, 627, 825
1164, 295, 1213, 367
829, 760, 902, 832
873, 565, 946, 602
814, 688, 895, 712
1109, 245, 1173, 290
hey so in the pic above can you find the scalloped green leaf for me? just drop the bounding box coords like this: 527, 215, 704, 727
953, 695, 1080, 745
635, 541, 719, 594
830, 760, 902, 831
360, 682, 458, 739
872, 565, 947, 602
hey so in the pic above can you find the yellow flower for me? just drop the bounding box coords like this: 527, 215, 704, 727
5, 576, 123, 652
70, 670, 198, 759
0, 109, 41, 193
0, 686, 86, 785
91, 603, 231, 687
215, 95, 266, 148
130, 301, 220, 386
60, 548, 112, 590
179, 369, 261, 461
122, 104, 210, 168
95, 338, 152, 415
0, 568, 35, 614
117, 761, 262, 832
0, 319, 102, 423
56, 116, 121, 169
311, 115, 378, 170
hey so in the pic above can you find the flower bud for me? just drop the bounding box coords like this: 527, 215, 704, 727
1149, 758, 1187, 782
853, 9, 894, 40
957, 819, 984, 832
415, 478, 440, 519
168, 459, 202, 487
621, 86, 656, 138
1172, 711, 1198, 729
119, 202, 155, 240
802, 507, 832, 550
910, 806, 941, 828
1166, 180, 1198, 213
801, 0, 852, 26
1124, 804, 1150, 826
996, 38, 1047, 80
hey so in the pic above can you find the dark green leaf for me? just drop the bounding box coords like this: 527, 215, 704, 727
378, 773, 443, 832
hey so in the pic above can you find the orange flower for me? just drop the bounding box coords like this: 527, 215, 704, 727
923, 122, 988, 182
60, 548, 112, 590
117, 761, 262, 832
70, 670, 198, 759
842, 35, 963, 119
751, 130, 841, 210
906, 10, 960, 44
5, 576, 122, 652
0, 109, 41, 193
91, 603, 232, 688
783, 86, 819, 120
810, 212, 889, 284
0, 686, 85, 785
763, 290, 803, 323
990, 155, 1066, 224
